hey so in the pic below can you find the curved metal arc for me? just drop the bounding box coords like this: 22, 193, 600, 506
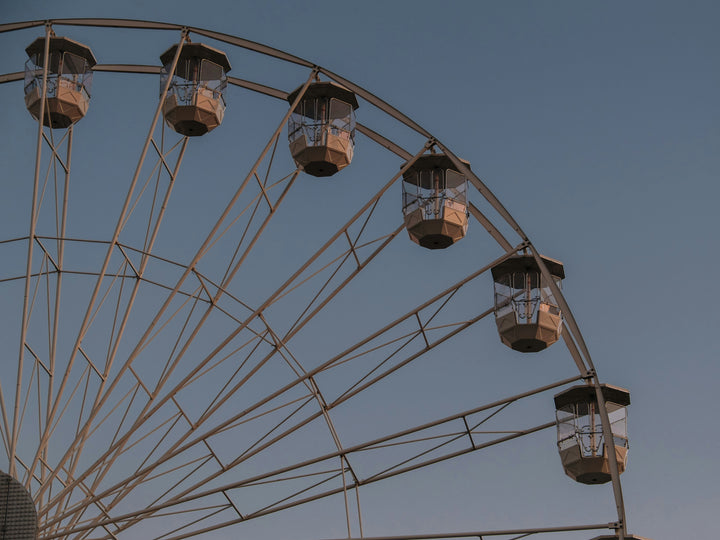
316, 523, 619, 540
319, 67, 433, 140
0, 71, 23, 84
356, 123, 414, 160
562, 328, 593, 377
254, 331, 357, 534
0, 20, 47, 33
0, 17, 315, 68
90, 521, 633, 540
9, 17, 185, 32
528, 245, 627, 539
435, 139, 529, 244
188, 27, 315, 68
0, 70, 414, 167
467, 202, 514, 252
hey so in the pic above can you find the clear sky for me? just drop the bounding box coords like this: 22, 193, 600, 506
0, 1, 718, 539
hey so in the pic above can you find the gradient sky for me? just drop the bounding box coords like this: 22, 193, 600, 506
1, 1, 718, 539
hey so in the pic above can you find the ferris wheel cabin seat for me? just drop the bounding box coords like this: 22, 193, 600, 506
401, 153, 470, 249
287, 81, 358, 177
554, 384, 631, 485
160, 42, 231, 136
24, 36, 96, 129
491, 254, 565, 352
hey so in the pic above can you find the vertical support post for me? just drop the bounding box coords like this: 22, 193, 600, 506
42, 125, 73, 490
11, 22, 52, 479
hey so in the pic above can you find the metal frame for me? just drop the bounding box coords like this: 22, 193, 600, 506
0, 18, 630, 540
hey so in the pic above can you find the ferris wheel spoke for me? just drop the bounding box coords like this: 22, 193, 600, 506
58, 252, 527, 527
45, 393, 322, 537
84, 250, 494, 492
0, 389, 9, 459
53, 74, 315, 480
85, 385, 145, 460
94, 140, 428, 452
37, 170, 346, 524
47, 292, 212, 515
48, 476, 118, 539
53, 377, 579, 540
278, 223, 404, 343
118, 133, 186, 244
314, 249, 521, 406
132, 377, 317, 502
62, 133, 194, 476
45, 391, 318, 533
17, 251, 59, 484
37, 145, 206, 517
41, 138, 416, 517
28, 33, 195, 499
265, 140, 432, 308
13, 27, 54, 474
37, 261, 136, 452
148, 505, 232, 540
255, 143, 436, 349
41, 129, 71, 176
252, 332, 350, 506
58, 413, 193, 534
86, 198, 304, 486
21, 449, 108, 529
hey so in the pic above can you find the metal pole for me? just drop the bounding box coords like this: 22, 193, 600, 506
30, 29, 191, 503
11, 21, 52, 479
39, 123, 73, 491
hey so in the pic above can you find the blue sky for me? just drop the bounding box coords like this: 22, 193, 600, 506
1, 1, 718, 539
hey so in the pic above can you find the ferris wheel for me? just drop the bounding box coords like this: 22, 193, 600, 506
0, 18, 647, 540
